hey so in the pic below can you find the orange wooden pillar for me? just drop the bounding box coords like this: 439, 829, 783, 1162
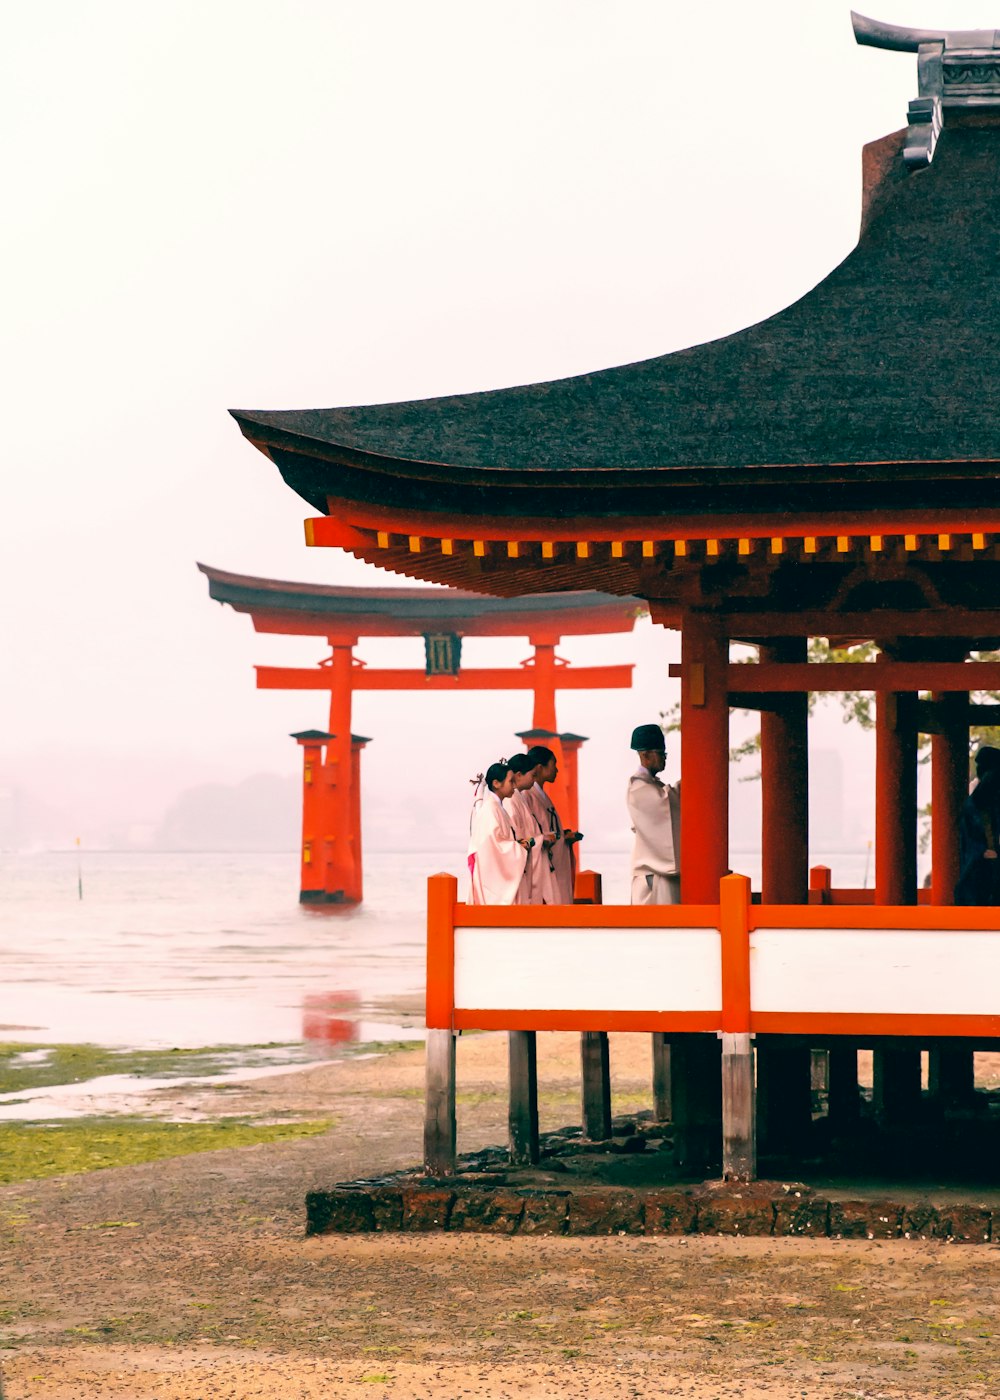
679, 612, 730, 902
930, 685, 975, 1106
556, 731, 585, 834
930, 690, 968, 906
874, 685, 920, 1124
529, 635, 570, 819
759, 639, 809, 904
292, 729, 334, 903
323, 640, 359, 903
757, 639, 812, 1155
346, 734, 371, 905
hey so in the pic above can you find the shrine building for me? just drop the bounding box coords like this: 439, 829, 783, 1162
226, 14, 1000, 1181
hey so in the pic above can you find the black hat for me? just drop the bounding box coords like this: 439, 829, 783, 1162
631, 723, 666, 752
975, 745, 1000, 773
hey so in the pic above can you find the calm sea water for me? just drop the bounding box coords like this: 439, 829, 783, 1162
0, 847, 875, 1051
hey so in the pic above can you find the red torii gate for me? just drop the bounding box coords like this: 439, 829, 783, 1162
200, 564, 640, 903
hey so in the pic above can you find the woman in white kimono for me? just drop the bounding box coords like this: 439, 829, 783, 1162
504, 753, 548, 904
524, 744, 582, 904
468, 761, 533, 905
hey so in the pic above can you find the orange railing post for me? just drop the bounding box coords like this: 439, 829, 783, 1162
573, 869, 603, 905
809, 864, 832, 906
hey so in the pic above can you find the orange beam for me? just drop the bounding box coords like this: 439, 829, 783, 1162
695, 661, 1000, 693
256, 664, 633, 691
309, 498, 1000, 545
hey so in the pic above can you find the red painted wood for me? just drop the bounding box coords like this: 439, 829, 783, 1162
717, 661, 1000, 692
751, 1012, 1000, 1038
255, 663, 633, 691
680, 614, 730, 903
720, 874, 751, 1033
323, 645, 357, 902
875, 692, 917, 906
760, 640, 809, 903
931, 691, 969, 906
425, 875, 457, 1030
453, 1009, 722, 1032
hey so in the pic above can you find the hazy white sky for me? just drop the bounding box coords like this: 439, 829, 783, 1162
1, 1, 977, 848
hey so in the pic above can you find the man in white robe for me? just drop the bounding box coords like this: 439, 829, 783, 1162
468, 766, 530, 904
627, 723, 680, 905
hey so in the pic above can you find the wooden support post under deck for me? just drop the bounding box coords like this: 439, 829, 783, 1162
508, 1031, 540, 1165
827, 1044, 861, 1131
669, 1034, 722, 1171
931, 689, 969, 907
423, 1029, 456, 1175
651, 1034, 672, 1121
873, 1045, 923, 1127
580, 1031, 612, 1140
756, 1039, 812, 1155
721, 1033, 755, 1182
928, 1045, 976, 1110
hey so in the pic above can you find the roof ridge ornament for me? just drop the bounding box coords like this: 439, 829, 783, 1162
852, 11, 1000, 167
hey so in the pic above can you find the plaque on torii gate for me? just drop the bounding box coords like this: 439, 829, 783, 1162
200, 564, 641, 903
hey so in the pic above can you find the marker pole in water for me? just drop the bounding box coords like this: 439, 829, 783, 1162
76, 836, 83, 900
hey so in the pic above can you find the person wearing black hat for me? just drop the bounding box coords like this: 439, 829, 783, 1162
956, 745, 1000, 905
627, 723, 680, 904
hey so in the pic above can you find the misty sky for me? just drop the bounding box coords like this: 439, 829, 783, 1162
2, 1, 971, 852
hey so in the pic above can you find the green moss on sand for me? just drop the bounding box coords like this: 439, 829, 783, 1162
0, 1042, 310, 1095
0, 1116, 332, 1184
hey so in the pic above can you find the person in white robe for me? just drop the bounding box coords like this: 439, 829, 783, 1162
504, 753, 548, 904
524, 744, 581, 904
627, 723, 680, 905
468, 761, 532, 905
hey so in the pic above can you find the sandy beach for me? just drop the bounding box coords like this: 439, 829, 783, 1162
2, 1032, 999, 1399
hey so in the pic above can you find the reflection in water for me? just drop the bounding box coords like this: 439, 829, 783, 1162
302, 990, 359, 1045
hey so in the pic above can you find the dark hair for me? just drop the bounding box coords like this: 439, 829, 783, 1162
508, 753, 536, 775
485, 761, 512, 791
976, 745, 1000, 774
525, 745, 555, 766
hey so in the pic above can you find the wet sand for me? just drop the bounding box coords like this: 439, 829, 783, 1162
2, 1032, 1000, 1399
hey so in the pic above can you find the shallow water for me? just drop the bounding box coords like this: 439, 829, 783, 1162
0, 846, 874, 1053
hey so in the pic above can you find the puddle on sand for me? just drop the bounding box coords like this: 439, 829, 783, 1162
0, 1021, 425, 1122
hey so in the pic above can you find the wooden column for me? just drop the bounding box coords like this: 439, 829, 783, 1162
721, 1033, 755, 1181
827, 1044, 861, 1131
293, 732, 330, 902
324, 641, 359, 902
424, 1029, 456, 1174
680, 613, 730, 902
580, 1032, 612, 1140
929, 688, 975, 1112
508, 1031, 539, 1165
874, 686, 920, 1125
345, 735, 370, 905
558, 733, 585, 835
757, 640, 810, 1159
651, 1035, 672, 1121
669, 1034, 722, 1171
760, 639, 809, 904
875, 689, 918, 906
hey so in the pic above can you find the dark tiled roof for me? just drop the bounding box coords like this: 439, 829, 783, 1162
233, 125, 1000, 523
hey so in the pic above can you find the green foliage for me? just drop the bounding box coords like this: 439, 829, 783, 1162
0, 1116, 331, 1185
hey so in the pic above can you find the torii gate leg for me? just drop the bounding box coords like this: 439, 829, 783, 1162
294, 733, 329, 902
324, 642, 360, 904
530, 636, 571, 818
